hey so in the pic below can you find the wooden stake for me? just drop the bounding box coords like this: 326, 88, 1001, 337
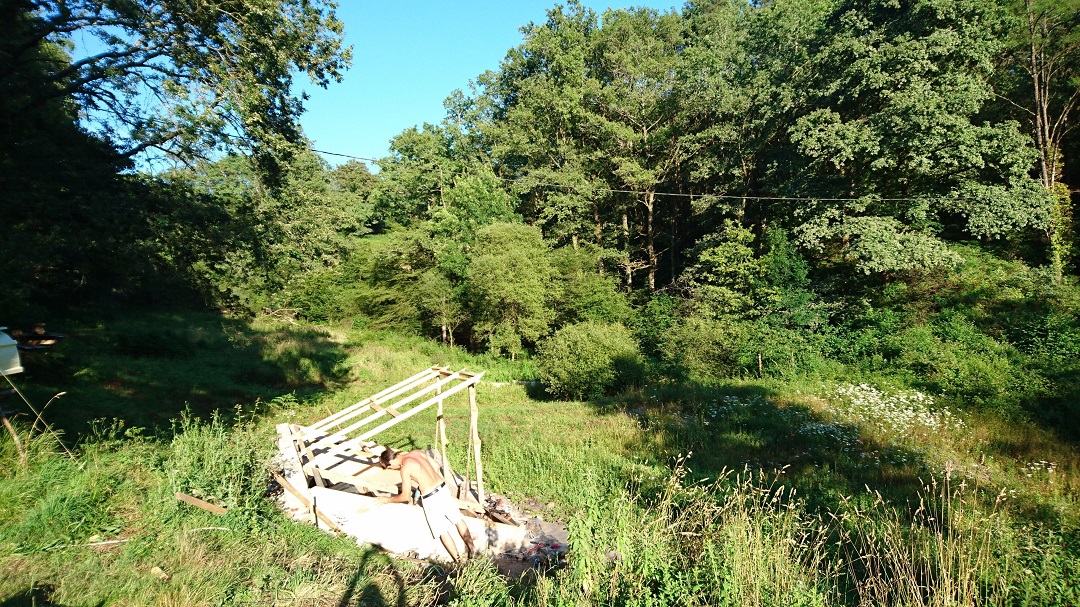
469, 383, 484, 505
436, 382, 450, 483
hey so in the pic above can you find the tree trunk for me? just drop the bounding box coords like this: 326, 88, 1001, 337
594, 201, 603, 247
622, 209, 632, 290
645, 190, 656, 291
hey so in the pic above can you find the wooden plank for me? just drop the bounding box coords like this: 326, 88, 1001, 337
287, 426, 315, 487
310, 367, 443, 433
306, 466, 399, 495
469, 383, 485, 505
176, 492, 227, 515
357, 374, 476, 441
306, 466, 483, 513
485, 508, 518, 526
369, 403, 402, 418
292, 425, 328, 488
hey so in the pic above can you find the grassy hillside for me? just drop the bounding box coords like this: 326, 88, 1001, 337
1, 309, 1078, 606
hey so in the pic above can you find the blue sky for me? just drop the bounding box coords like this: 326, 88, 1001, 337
299, 1, 682, 167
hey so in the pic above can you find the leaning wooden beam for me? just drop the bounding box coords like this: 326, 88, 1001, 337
311, 367, 443, 433
287, 426, 316, 487
272, 471, 343, 533
305, 465, 401, 496
358, 373, 480, 441
308, 438, 378, 470
308, 445, 377, 473
291, 425, 328, 487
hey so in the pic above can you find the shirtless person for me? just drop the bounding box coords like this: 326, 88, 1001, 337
377, 448, 476, 562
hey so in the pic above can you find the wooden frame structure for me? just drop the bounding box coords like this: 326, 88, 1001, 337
281, 366, 486, 510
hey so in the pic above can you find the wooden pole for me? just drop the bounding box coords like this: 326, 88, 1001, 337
469, 383, 484, 505
437, 382, 449, 482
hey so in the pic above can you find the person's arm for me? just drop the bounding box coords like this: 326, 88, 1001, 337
383, 461, 416, 504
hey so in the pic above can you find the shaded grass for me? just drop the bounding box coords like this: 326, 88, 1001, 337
4, 308, 352, 440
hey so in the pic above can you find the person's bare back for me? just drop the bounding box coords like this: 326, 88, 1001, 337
377, 448, 476, 561
397, 450, 442, 496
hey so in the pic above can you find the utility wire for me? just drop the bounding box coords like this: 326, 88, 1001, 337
308, 146, 951, 204
127, 119, 960, 206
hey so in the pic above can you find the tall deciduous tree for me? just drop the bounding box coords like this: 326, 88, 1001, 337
767, 0, 1050, 273
999, 0, 1080, 190
465, 223, 555, 358
484, 1, 609, 248
593, 7, 684, 290
0, 0, 350, 169
996, 0, 1080, 280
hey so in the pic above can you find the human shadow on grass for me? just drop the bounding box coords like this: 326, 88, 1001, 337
336, 545, 410, 607
336, 544, 485, 607
5, 308, 351, 443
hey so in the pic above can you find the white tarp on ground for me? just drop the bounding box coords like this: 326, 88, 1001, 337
275, 423, 532, 563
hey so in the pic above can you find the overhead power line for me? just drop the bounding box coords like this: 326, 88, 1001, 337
309, 145, 953, 204
310, 148, 383, 164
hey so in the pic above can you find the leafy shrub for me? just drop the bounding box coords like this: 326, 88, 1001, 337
660, 316, 832, 382
658, 316, 746, 383
629, 292, 680, 357
886, 315, 1037, 412
537, 322, 643, 400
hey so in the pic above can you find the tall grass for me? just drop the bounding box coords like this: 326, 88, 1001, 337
522, 460, 1066, 607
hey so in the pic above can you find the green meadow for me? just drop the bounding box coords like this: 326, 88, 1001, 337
2, 308, 1076, 606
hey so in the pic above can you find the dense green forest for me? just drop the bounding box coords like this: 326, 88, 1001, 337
2, 0, 1080, 605
7, 0, 1077, 426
